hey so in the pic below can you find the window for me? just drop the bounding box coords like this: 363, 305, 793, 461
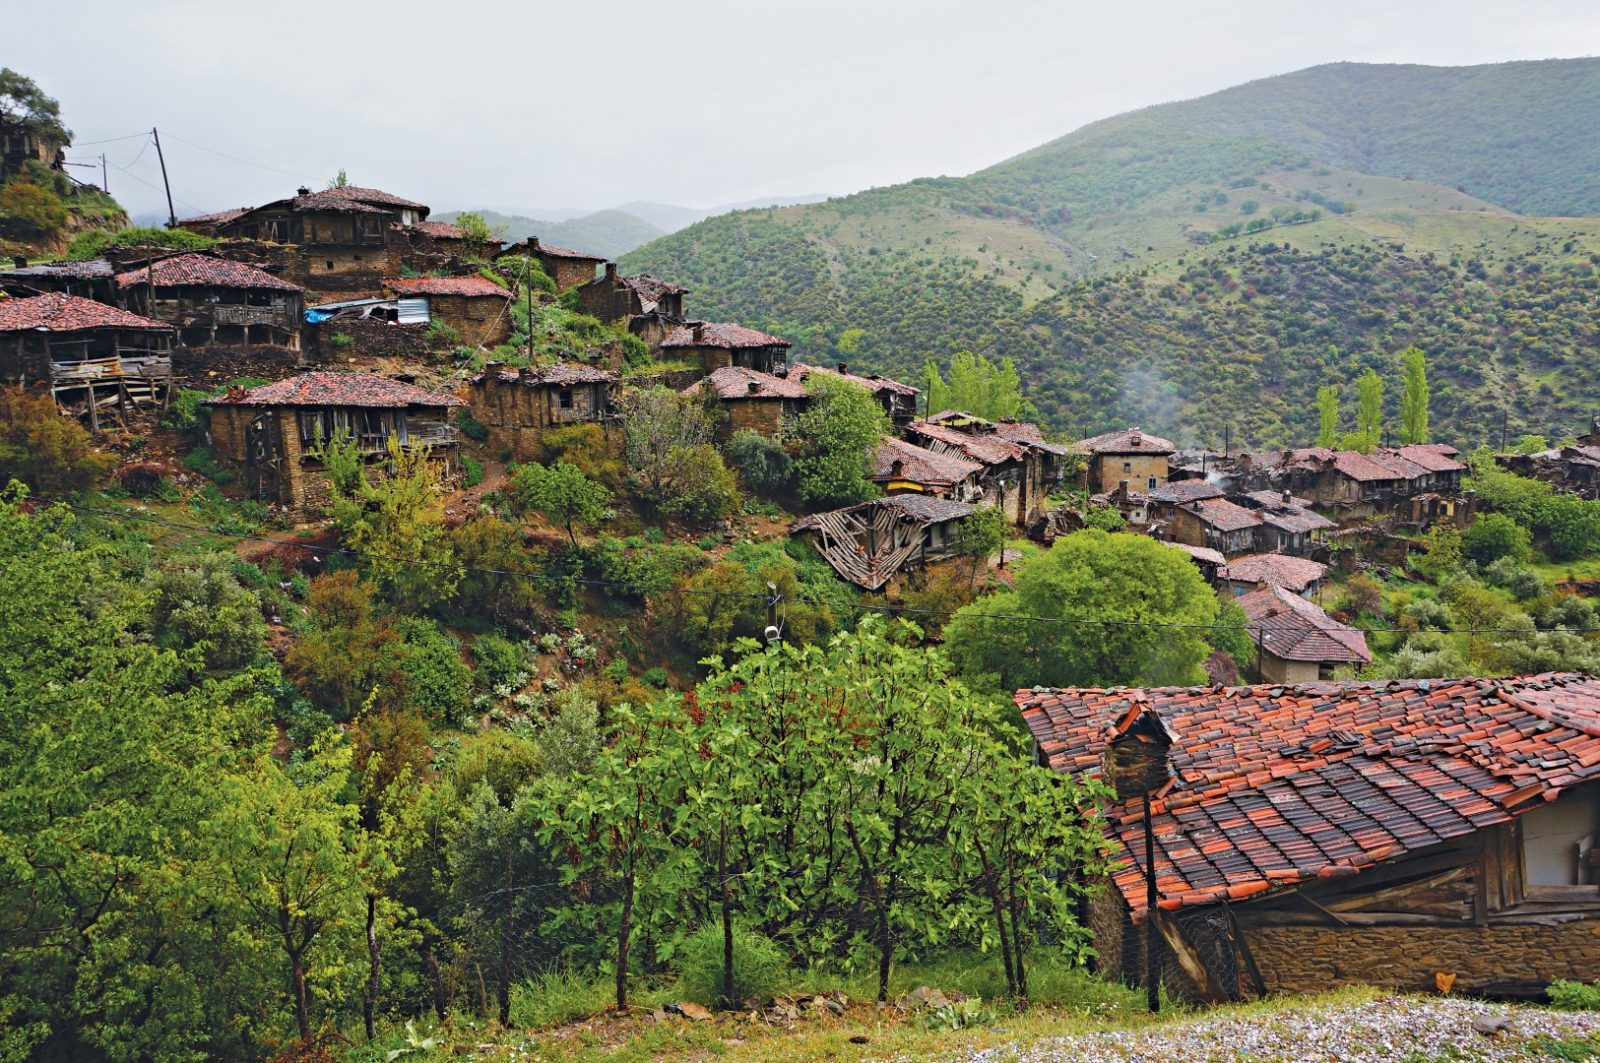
558, 388, 574, 410
1123, 461, 1132, 473
1148, 476, 1158, 490
325, 260, 334, 270
1523, 791, 1599, 886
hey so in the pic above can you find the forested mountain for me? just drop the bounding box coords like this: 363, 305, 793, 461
624, 59, 1600, 448
435, 207, 665, 260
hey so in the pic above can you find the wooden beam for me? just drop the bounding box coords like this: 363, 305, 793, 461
1149, 909, 1231, 1004
1223, 904, 1267, 1000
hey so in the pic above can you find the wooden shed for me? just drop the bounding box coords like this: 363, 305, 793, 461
114, 252, 304, 349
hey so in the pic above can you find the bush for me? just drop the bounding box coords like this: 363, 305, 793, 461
64, 225, 215, 261
180, 446, 234, 485
391, 617, 471, 723
726, 430, 792, 496
143, 553, 267, 672
1463, 513, 1533, 566
0, 389, 115, 494
1549, 979, 1600, 1010
455, 408, 489, 442
473, 633, 528, 692
0, 180, 69, 241
536, 423, 625, 488
461, 454, 484, 488
659, 444, 740, 526
674, 921, 789, 1007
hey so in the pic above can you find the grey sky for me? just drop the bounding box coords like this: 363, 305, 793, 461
10, 0, 1600, 220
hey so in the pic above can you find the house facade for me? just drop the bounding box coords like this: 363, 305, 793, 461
682, 365, 808, 440
496, 238, 606, 292
905, 413, 1064, 527
870, 436, 984, 500
1167, 497, 1262, 558
114, 253, 304, 349
467, 363, 619, 461
575, 266, 688, 350
1079, 428, 1176, 494
383, 275, 512, 348
1018, 675, 1600, 1001
661, 321, 791, 376
205, 372, 461, 516
0, 293, 175, 428
1237, 583, 1370, 681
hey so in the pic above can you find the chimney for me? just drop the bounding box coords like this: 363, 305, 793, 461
296, 185, 311, 197
483, 360, 502, 393
1130, 430, 1142, 447
891, 459, 905, 478
1118, 479, 1130, 504
518, 365, 536, 385
1103, 712, 1174, 800
604, 261, 617, 282
11, 255, 25, 268
837, 361, 849, 374
1282, 489, 1292, 506
692, 322, 704, 343
747, 379, 761, 394
528, 237, 541, 252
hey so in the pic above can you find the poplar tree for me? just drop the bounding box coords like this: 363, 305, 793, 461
1316, 385, 1339, 448
1399, 346, 1429, 444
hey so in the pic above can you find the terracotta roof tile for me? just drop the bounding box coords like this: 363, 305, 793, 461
472, 364, 617, 386
497, 238, 606, 262
206, 371, 463, 408
1018, 673, 1600, 917
0, 292, 172, 333
871, 436, 982, 488
906, 419, 1027, 466
1079, 427, 1177, 455
1180, 497, 1262, 532
293, 186, 427, 213
1237, 584, 1371, 663
112, 253, 303, 292
684, 365, 808, 400
662, 320, 792, 350
1219, 553, 1329, 592
384, 275, 512, 299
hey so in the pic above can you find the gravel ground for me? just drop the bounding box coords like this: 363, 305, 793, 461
955, 995, 1600, 1062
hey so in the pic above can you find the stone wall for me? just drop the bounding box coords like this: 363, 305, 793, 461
718, 398, 787, 440
1239, 920, 1600, 995
1091, 453, 1168, 494
429, 293, 512, 349
313, 318, 431, 365
174, 344, 304, 389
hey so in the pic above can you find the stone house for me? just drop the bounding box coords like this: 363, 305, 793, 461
206, 185, 430, 294
1079, 428, 1176, 494
1162, 541, 1227, 586
661, 321, 791, 376
869, 436, 984, 501
0, 120, 66, 179
113, 252, 304, 350
1018, 675, 1600, 1001
496, 238, 606, 292
1215, 552, 1328, 598
1167, 497, 1262, 558
1236, 489, 1335, 555
0, 292, 175, 428
0, 257, 117, 302
1104, 477, 1225, 531
904, 413, 1066, 527
204, 371, 461, 516
467, 362, 619, 461
1242, 444, 1463, 521
681, 365, 808, 441
791, 362, 921, 426
575, 265, 688, 349
396, 221, 504, 270
382, 275, 513, 348
793, 495, 975, 590
1237, 583, 1370, 681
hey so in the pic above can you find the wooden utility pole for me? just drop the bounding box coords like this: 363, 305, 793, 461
100, 153, 107, 194
151, 127, 177, 228
1143, 791, 1160, 1013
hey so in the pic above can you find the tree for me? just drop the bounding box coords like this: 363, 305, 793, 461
451, 211, 498, 262
328, 168, 350, 188
1398, 346, 1429, 444
618, 387, 717, 509
511, 460, 611, 547
1355, 367, 1384, 451
1462, 512, 1533, 566
0, 389, 115, 494
793, 375, 890, 507
923, 351, 1030, 421
143, 552, 267, 672
943, 529, 1219, 688
1316, 385, 1339, 448
286, 571, 403, 720
0, 69, 71, 147
330, 435, 461, 609
726, 429, 792, 496
952, 505, 1007, 586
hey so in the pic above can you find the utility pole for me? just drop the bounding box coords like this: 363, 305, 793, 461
764, 582, 781, 646
1143, 791, 1160, 1013
151, 127, 177, 228
100, 153, 108, 194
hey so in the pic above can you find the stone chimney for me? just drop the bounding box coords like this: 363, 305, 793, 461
891, 459, 905, 478
296, 186, 311, 197
1102, 712, 1174, 800
837, 362, 849, 374
483, 360, 502, 395
11, 255, 25, 268
747, 379, 761, 394
692, 322, 705, 343
1282, 489, 1292, 505
604, 261, 617, 282
1118, 479, 1130, 504
1130, 430, 1142, 447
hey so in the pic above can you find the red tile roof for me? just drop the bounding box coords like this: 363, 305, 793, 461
384, 275, 512, 299
620, 274, 688, 303
684, 365, 808, 401
1079, 428, 1177, 455
1391, 443, 1466, 474
1148, 479, 1226, 504
661, 321, 792, 350
791, 362, 921, 397
1164, 541, 1228, 567
473, 364, 617, 386
207, 371, 463, 408
1218, 553, 1328, 593
0, 292, 172, 333
1180, 497, 1262, 533
1237, 583, 1371, 663
1017, 672, 1600, 917
293, 186, 428, 214
497, 238, 606, 262
177, 207, 249, 228
906, 419, 1027, 467
871, 436, 983, 488
112, 253, 303, 292
1286, 447, 1406, 483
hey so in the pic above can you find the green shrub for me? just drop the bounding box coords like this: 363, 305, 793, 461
726, 430, 792, 496
660, 444, 741, 526
1462, 513, 1532, 566
325, 332, 354, 355
391, 617, 471, 722
456, 408, 489, 441
462, 454, 484, 488
674, 921, 789, 1007
1548, 978, 1600, 1010
473, 633, 527, 692
65, 225, 215, 261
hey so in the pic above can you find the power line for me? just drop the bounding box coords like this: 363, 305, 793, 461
72, 131, 153, 147
160, 132, 314, 183
33, 497, 1600, 640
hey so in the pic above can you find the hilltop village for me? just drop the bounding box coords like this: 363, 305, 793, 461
6, 125, 1600, 1056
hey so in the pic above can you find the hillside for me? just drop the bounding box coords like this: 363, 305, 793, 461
436, 207, 665, 259
623, 59, 1600, 447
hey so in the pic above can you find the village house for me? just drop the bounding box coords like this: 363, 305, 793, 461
496, 238, 606, 292
383, 275, 513, 348
791, 362, 921, 426
204, 185, 430, 294
1167, 496, 1262, 558
1162, 541, 1228, 586
467, 362, 619, 461
1498, 425, 1600, 499
205, 372, 462, 516
0, 292, 175, 428
682, 365, 808, 441
575, 265, 688, 349
869, 436, 984, 501
0, 257, 117, 302
111, 252, 305, 350
1079, 428, 1176, 494
1103, 477, 1224, 531
904, 412, 1066, 527
396, 221, 504, 269
1216, 552, 1328, 598
1236, 489, 1335, 556
1018, 674, 1600, 1001
792, 494, 975, 591
661, 321, 792, 376
1240, 444, 1466, 521
1237, 583, 1371, 680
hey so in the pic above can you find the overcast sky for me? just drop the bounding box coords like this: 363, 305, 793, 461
10, 0, 1599, 221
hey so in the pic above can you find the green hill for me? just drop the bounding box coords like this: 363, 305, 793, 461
437, 208, 664, 260
623, 58, 1600, 448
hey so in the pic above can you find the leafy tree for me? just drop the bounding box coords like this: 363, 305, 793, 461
143, 552, 267, 672
923, 351, 1030, 421
793, 375, 890, 507
944, 529, 1219, 688
1398, 346, 1429, 444
1462, 512, 1534, 566
449, 514, 539, 625
1316, 385, 1339, 448
618, 386, 718, 512
451, 211, 499, 262
726, 429, 793, 496
1537, 494, 1600, 562
511, 460, 611, 547
1355, 367, 1384, 451
286, 571, 403, 720
659, 443, 740, 525
329, 167, 350, 188
0, 390, 115, 493
330, 435, 461, 610
389, 616, 471, 723
0, 68, 70, 146
952, 504, 1007, 586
